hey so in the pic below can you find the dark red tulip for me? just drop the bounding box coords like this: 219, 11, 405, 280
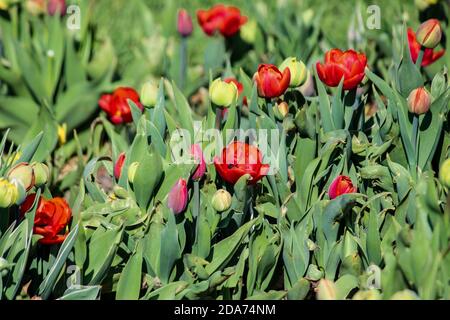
197, 4, 247, 37
114, 152, 126, 180
214, 141, 270, 185
99, 87, 143, 125
253, 64, 291, 99
316, 49, 367, 90
408, 28, 445, 67
20, 194, 72, 245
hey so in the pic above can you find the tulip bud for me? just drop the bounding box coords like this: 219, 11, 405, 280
58, 123, 67, 145
279, 57, 308, 87
114, 153, 126, 180
0, 178, 19, 208
47, 0, 66, 16
0, 257, 11, 277
353, 290, 382, 300
407, 87, 431, 115
439, 159, 450, 188
316, 279, 337, 300
7, 162, 35, 191
328, 175, 357, 200
416, 19, 442, 49
31, 162, 49, 187
140, 81, 159, 108
113, 185, 129, 199
390, 290, 420, 300
209, 78, 238, 108
190, 144, 206, 181
274, 101, 289, 120
177, 9, 193, 37
240, 19, 257, 44
306, 264, 323, 281
127, 162, 139, 184
168, 178, 188, 214
211, 189, 232, 212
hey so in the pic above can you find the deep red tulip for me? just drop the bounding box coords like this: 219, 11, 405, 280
197, 4, 247, 37
177, 9, 193, 37
328, 175, 357, 200
191, 144, 206, 181
253, 64, 291, 99
168, 178, 188, 214
407, 28, 445, 67
114, 152, 126, 180
99, 87, 143, 125
20, 194, 72, 245
316, 49, 367, 90
214, 141, 270, 185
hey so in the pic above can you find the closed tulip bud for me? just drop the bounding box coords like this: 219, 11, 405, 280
416, 19, 442, 49
177, 9, 193, 37
328, 175, 356, 200
113, 185, 129, 199
7, 162, 35, 191
279, 57, 308, 87
316, 279, 337, 300
211, 189, 232, 212
407, 87, 431, 115
390, 290, 420, 300
240, 19, 257, 44
168, 178, 188, 214
190, 144, 206, 181
47, 0, 66, 16
31, 162, 49, 186
127, 162, 139, 184
140, 81, 159, 108
274, 101, 289, 120
353, 290, 382, 300
114, 153, 126, 180
0, 178, 19, 208
439, 159, 450, 188
209, 78, 238, 108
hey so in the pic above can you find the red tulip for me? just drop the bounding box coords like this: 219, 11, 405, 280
177, 9, 193, 37
408, 28, 445, 67
316, 49, 367, 90
191, 144, 206, 181
47, 0, 66, 16
224, 77, 247, 106
20, 194, 72, 245
168, 178, 188, 214
197, 4, 247, 37
214, 141, 270, 185
253, 64, 291, 99
328, 175, 357, 200
99, 87, 143, 125
114, 152, 126, 180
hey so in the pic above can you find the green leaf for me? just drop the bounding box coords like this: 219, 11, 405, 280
116, 241, 143, 300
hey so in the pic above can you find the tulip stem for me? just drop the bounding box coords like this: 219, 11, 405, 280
215, 108, 223, 130
180, 37, 188, 91
265, 98, 274, 121
412, 114, 419, 166
416, 48, 424, 69
193, 180, 200, 219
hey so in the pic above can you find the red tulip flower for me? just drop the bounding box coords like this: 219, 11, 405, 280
47, 0, 66, 16
253, 64, 291, 99
328, 175, 357, 200
114, 152, 126, 180
20, 194, 72, 245
197, 4, 247, 37
214, 141, 270, 185
316, 49, 367, 90
168, 178, 188, 214
407, 28, 445, 67
99, 87, 143, 125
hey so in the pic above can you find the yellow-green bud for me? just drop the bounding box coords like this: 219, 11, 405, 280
209, 78, 238, 108
353, 290, 382, 300
128, 162, 139, 184
279, 57, 308, 88
274, 101, 289, 120
140, 81, 159, 108
31, 162, 49, 187
390, 290, 420, 300
7, 162, 35, 191
416, 19, 442, 49
316, 279, 337, 300
211, 189, 232, 212
240, 19, 258, 44
439, 158, 450, 188
0, 178, 19, 208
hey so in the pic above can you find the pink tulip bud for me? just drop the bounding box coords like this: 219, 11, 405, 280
177, 9, 193, 37
407, 87, 431, 115
47, 0, 66, 16
168, 178, 188, 214
328, 175, 357, 200
114, 153, 126, 180
190, 144, 206, 181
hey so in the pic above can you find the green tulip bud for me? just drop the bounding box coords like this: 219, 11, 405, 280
127, 162, 139, 184
140, 81, 159, 108
0, 178, 19, 208
211, 189, 232, 212
416, 19, 442, 49
316, 279, 337, 300
306, 264, 323, 281
7, 162, 35, 191
209, 78, 238, 108
31, 162, 49, 187
353, 290, 382, 300
273, 101, 289, 120
279, 57, 308, 88
439, 158, 450, 188
113, 185, 129, 199
390, 290, 420, 300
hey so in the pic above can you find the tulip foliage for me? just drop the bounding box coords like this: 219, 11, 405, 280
0, 0, 450, 301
